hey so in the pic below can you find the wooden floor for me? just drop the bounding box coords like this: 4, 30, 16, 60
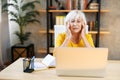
0, 62, 11, 71
0, 66, 4, 71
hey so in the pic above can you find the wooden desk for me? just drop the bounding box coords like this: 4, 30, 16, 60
0, 58, 120, 80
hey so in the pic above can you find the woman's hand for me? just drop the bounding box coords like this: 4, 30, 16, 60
66, 23, 72, 39
81, 23, 93, 47
81, 23, 86, 38
61, 23, 72, 47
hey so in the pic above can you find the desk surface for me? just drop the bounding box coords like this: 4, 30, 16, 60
0, 58, 120, 80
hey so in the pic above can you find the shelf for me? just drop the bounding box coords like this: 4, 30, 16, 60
89, 31, 110, 34
38, 47, 54, 54
38, 10, 46, 12
39, 30, 110, 34
38, 9, 109, 13
39, 30, 54, 34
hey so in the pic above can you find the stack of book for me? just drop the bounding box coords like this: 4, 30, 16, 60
56, 16, 65, 25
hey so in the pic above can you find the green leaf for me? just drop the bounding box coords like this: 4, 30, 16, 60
9, 11, 18, 19
15, 31, 31, 41
21, 1, 40, 11
24, 11, 40, 19
2, 3, 14, 12
13, 0, 18, 4
23, 32, 31, 40
27, 19, 40, 24
2, 3, 19, 12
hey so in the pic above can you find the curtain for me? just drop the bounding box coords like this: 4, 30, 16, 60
0, 0, 4, 67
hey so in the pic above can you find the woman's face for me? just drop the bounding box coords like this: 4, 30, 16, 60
69, 17, 83, 33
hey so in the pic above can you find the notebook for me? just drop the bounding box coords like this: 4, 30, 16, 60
30, 54, 56, 70
55, 47, 108, 77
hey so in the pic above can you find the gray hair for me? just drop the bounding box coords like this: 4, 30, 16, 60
64, 10, 87, 26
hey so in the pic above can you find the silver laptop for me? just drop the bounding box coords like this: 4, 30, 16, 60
55, 47, 108, 77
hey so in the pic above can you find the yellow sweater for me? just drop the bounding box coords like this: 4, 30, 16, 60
55, 32, 94, 47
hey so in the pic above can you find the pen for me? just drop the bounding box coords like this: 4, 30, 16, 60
31, 56, 35, 61
29, 56, 35, 69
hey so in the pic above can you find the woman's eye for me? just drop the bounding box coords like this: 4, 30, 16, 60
70, 20, 81, 23
71, 20, 75, 23
77, 20, 81, 23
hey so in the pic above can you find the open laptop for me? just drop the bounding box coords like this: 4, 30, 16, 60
55, 47, 108, 77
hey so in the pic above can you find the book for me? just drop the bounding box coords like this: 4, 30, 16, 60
66, 0, 71, 10
72, 0, 77, 9
84, 0, 88, 9
80, 0, 88, 10
31, 54, 56, 70
56, 16, 65, 25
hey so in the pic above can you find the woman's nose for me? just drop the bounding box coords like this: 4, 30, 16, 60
73, 22, 77, 25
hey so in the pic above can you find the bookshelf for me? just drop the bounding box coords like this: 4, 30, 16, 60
38, 0, 110, 54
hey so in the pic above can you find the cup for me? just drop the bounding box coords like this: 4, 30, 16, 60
23, 58, 30, 72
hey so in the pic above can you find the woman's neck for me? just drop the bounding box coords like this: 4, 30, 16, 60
71, 34, 81, 44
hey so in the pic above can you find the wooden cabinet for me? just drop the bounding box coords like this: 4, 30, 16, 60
11, 43, 34, 62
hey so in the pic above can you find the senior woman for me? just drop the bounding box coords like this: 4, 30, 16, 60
55, 10, 94, 47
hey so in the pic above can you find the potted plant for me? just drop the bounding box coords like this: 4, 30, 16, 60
2, 0, 40, 45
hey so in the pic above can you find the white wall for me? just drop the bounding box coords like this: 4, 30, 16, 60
1, 0, 10, 63
8, 0, 19, 45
